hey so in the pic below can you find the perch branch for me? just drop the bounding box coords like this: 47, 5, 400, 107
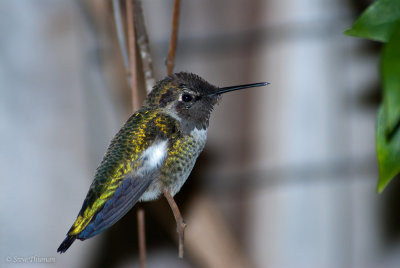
162, 0, 185, 258
132, 0, 155, 94
163, 188, 186, 258
166, 0, 181, 75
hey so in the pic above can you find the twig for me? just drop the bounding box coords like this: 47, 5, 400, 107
166, 0, 181, 75
126, 0, 140, 110
115, 0, 184, 262
163, 0, 185, 258
163, 188, 186, 258
137, 207, 146, 268
132, 0, 155, 94
126, 1, 146, 267
112, 0, 130, 85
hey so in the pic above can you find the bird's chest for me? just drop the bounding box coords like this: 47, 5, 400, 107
161, 127, 207, 196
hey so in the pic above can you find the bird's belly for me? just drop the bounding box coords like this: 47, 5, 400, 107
167, 153, 200, 196
140, 128, 207, 201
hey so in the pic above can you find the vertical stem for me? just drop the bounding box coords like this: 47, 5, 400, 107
126, 0, 140, 111
127, 1, 146, 267
133, 0, 155, 94
164, 0, 185, 258
166, 0, 181, 75
137, 208, 146, 268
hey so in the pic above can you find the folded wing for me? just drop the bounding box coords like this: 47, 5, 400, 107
57, 109, 180, 253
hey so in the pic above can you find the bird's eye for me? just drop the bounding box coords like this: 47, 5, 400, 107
182, 93, 193, 102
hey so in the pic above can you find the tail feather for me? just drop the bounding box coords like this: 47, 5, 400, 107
57, 235, 76, 253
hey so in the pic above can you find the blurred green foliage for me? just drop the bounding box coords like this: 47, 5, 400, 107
345, 0, 400, 193
344, 0, 400, 42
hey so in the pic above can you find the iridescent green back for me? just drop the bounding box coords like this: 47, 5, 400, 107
68, 107, 180, 235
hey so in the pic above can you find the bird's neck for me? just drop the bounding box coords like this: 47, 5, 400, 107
160, 108, 209, 135
180, 119, 209, 135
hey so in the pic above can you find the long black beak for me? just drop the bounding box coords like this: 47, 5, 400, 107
210, 82, 270, 96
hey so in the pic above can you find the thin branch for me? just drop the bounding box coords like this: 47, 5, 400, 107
112, 0, 130, 85
126, 0, 140, 110
137, 208, 146, 268
126, 1, 146, 267
166, 0, 181, 75
163, 188, 186, 258
132, 0, 155, 94
162, 0, 184, 258
116, 0, 184, 262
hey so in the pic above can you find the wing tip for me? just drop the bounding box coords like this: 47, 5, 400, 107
57, 235, 77, 253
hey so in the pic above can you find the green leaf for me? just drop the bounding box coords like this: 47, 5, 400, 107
377, 106, 400, 193
344, 0, 400, 42
382, 22, 400, 136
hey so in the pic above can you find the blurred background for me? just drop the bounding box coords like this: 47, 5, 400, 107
1, 0, 400, 267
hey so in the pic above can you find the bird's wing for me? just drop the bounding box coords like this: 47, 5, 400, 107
76, 170, 155, 239
66, 108, 180, 238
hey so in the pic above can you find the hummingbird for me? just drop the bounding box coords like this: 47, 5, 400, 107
57, 72, 268, 253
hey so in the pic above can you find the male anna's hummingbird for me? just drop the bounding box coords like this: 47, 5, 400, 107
57, 72, 268, 253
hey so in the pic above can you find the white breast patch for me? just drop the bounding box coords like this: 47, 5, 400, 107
140, 140, 168, 170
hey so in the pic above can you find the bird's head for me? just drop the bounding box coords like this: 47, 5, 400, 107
145, 72, 268, 131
